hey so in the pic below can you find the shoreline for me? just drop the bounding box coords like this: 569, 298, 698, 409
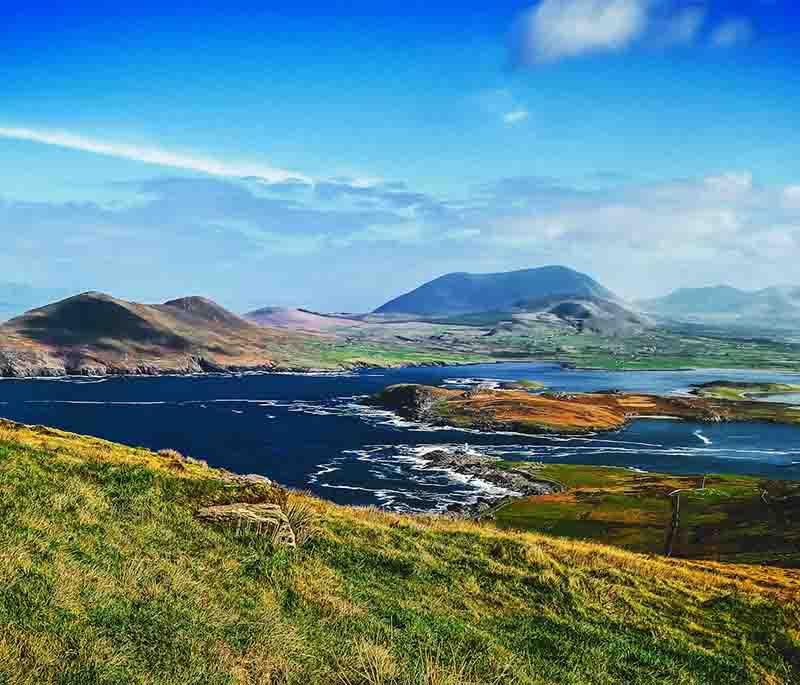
3, 352, 800, 380
412, 447, 564, 517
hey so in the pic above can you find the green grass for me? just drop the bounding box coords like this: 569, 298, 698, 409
493, 465, 800, 567
274, 338, 484, 370
0, 422, 797, 684
694, 382, 800, 402
302, 312, 800, 372
502, 379, 546, 391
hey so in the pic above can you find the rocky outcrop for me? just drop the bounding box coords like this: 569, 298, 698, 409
423, 449, 559, 496
366, 384, 450, 420
419, 448, 561, 517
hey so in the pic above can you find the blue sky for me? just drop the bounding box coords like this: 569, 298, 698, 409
1, 0, 799, 312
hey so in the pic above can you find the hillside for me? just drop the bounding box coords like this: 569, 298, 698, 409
245, 306, 362, 333
640, 285, 800, 325
374, 265, 617, 316
0, 419, 797, 684
0, 292, 482, 377
0, 292, 291, 376
493, 463, 800, 566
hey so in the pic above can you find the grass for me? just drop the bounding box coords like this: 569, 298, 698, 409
0, 420, 797, 684
694, 382, 800, 402
493, 465, 800, 568
374, 383, 800, 435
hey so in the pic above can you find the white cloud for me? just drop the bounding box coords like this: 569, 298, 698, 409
514, 0, 648, 64
503, 109, 530, 125
476, 89, 531, 126
661, 5, 706, 46
783, 185, 800, 210
702, 171, 753, 195
0, 126, 310, 184
710, 18, 753, 48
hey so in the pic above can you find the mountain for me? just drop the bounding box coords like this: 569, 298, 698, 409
372, 265, 648, 334
245, 306, 362, 333
639, 285, 800, 324
0, 292, 303, 377
375, 266, 616, 317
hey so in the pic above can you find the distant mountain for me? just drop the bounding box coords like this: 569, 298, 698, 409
0, 283, 70, 322
638, 285, 800, 324
374, 266, 616, 317
371, 266, 648, 334
0, 292, 302, 377
245, 306, 361, 333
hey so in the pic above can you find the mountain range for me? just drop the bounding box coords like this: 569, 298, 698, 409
0, 292, 306, 377
4, 267, 797, 378
638, 285, 800, 325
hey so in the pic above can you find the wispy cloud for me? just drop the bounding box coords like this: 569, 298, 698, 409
0, 126, 310, 184
710, 18, 754, 48
503, 109, 530, 125
476, 89, 530, 126
660, 5, 707, 47
2, 170, 799, 307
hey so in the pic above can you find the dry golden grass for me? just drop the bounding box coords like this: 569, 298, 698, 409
0, 417, 797, 683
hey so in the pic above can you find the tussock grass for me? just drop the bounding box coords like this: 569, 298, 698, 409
0, 419, 797, 684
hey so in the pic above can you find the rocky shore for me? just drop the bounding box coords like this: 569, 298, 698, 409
0, 350, 453, 379
419, 447, 561, 517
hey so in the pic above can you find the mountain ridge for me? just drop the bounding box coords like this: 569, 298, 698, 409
0, 292, 297, 377
374, 265, 618, 316
639, 284, 800, 323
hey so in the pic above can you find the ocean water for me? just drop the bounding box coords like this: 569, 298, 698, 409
0, 362, 798, 512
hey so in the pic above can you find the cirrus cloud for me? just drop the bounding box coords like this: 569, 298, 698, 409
710, 17, 754, 48
0, 126, 310, 184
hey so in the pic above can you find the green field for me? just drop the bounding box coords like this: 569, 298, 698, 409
694, 382, 800, 402
493, 465, 800, 567
325, 316, 800, 372
0, 421, 798, 684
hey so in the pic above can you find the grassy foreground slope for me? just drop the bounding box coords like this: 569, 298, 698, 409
0, 421, 798, 684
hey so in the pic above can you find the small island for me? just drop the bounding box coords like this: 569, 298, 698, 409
367, 381, 800, 435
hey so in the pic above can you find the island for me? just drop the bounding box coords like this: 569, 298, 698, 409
367, 381, 800, 434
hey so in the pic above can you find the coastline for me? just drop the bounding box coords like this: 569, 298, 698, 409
5, 347, 800, 380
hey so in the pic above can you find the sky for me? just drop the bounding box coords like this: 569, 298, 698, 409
1, 0, 799, 313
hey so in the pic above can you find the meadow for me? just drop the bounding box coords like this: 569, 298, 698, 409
0, 419, 797, 683
493, 464, 800, 568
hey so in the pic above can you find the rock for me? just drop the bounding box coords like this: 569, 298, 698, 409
420, 448, 560, 517
221, 473, 274, 486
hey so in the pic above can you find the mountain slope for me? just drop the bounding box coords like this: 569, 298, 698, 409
0, 292, 303, 377
375, 265, 616, 317
0, 292, 481, 377
245, 306, 362, 332
639, 285, 800, 323
0, 419, 796, 684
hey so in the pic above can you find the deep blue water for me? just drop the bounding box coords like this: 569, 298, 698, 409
0, 363, 798, 512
